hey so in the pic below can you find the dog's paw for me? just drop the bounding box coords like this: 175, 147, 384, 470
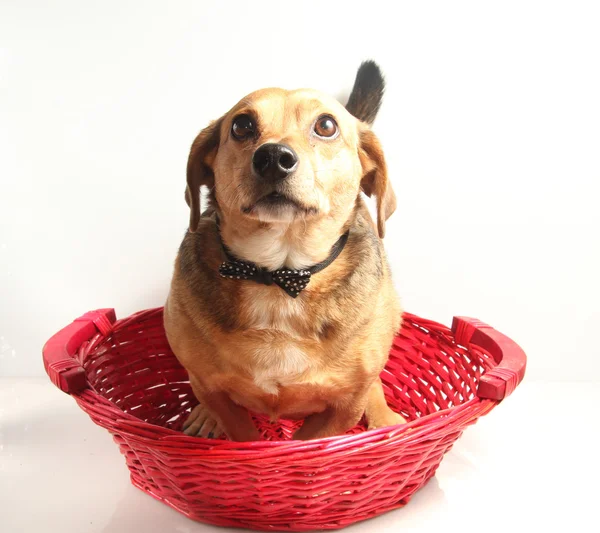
182, 404, 223, 438
367, 409, 406, 430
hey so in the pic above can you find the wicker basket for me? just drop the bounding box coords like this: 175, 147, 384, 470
43, 308, 525, 531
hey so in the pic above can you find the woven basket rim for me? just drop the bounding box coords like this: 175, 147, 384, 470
70, 308, 497, 457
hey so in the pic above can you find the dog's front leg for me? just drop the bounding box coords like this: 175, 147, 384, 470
293, 394, 368, 441
364, 377, 406, 429
185, 378, 260, 442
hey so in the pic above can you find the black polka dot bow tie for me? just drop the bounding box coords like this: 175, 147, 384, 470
218, 230, 350, 298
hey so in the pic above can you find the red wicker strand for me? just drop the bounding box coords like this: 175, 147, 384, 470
44, 309, 522, 531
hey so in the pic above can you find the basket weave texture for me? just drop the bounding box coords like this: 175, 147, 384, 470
49, 308, 513, 531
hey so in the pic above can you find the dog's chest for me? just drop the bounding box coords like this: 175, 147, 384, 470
242, 291, 318, 395
251, 344, 310, 395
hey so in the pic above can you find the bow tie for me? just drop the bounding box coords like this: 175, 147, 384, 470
218, 231, 350, 298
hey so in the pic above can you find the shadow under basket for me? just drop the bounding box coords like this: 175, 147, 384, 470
43, 308, 526, 531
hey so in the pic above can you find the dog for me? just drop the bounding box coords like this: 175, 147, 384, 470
164, 61, 405, 441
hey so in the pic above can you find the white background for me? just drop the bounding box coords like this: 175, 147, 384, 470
2, 3, 600, 533
1, 0, 599, 381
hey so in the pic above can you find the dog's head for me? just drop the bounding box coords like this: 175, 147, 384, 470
185, 62, 395, 238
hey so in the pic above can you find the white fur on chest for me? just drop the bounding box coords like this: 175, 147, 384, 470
228, 226, 316, 270
246, 290, 305, 336
252, 344, 310, 395
245, 293, 310, 394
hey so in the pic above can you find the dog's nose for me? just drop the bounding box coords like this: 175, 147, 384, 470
252, 143, 299, 181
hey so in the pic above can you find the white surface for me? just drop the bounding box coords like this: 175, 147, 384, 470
1, 1, 600, 380
1, 378, 598, 532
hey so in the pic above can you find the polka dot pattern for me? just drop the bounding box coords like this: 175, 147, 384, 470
217, 230, 349, 298
219, 261, 311, 298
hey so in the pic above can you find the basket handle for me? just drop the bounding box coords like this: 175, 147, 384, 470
42, 309, 116, 395
452, 316, 526, 401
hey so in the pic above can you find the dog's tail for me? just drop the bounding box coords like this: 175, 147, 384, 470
345, 60, 385, 126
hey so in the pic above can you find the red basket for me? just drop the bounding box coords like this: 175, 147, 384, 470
43, 308, 525, 531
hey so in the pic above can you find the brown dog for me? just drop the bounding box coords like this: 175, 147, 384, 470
164, 61, 405, 441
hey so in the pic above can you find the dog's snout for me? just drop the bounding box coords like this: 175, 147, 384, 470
252, 143, 299, 181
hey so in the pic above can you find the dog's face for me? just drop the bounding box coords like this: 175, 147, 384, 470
186, 88, 395, 237
213, 89, 363, 224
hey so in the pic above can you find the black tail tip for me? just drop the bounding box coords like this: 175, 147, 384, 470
345, 60, 385, 125
355, 60, 385, 89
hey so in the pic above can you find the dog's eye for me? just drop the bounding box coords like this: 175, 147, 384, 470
232, 114, 256, 140
314, 115, 338, 138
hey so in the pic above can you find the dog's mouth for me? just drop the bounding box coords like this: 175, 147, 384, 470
259, 192, 298, 207
242, 191, 318, 217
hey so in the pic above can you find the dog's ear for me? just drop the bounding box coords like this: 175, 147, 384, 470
185, 117, 223, 232
358, 128, 396, 238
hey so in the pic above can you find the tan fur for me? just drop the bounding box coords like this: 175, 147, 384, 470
165, 85, 405, 441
